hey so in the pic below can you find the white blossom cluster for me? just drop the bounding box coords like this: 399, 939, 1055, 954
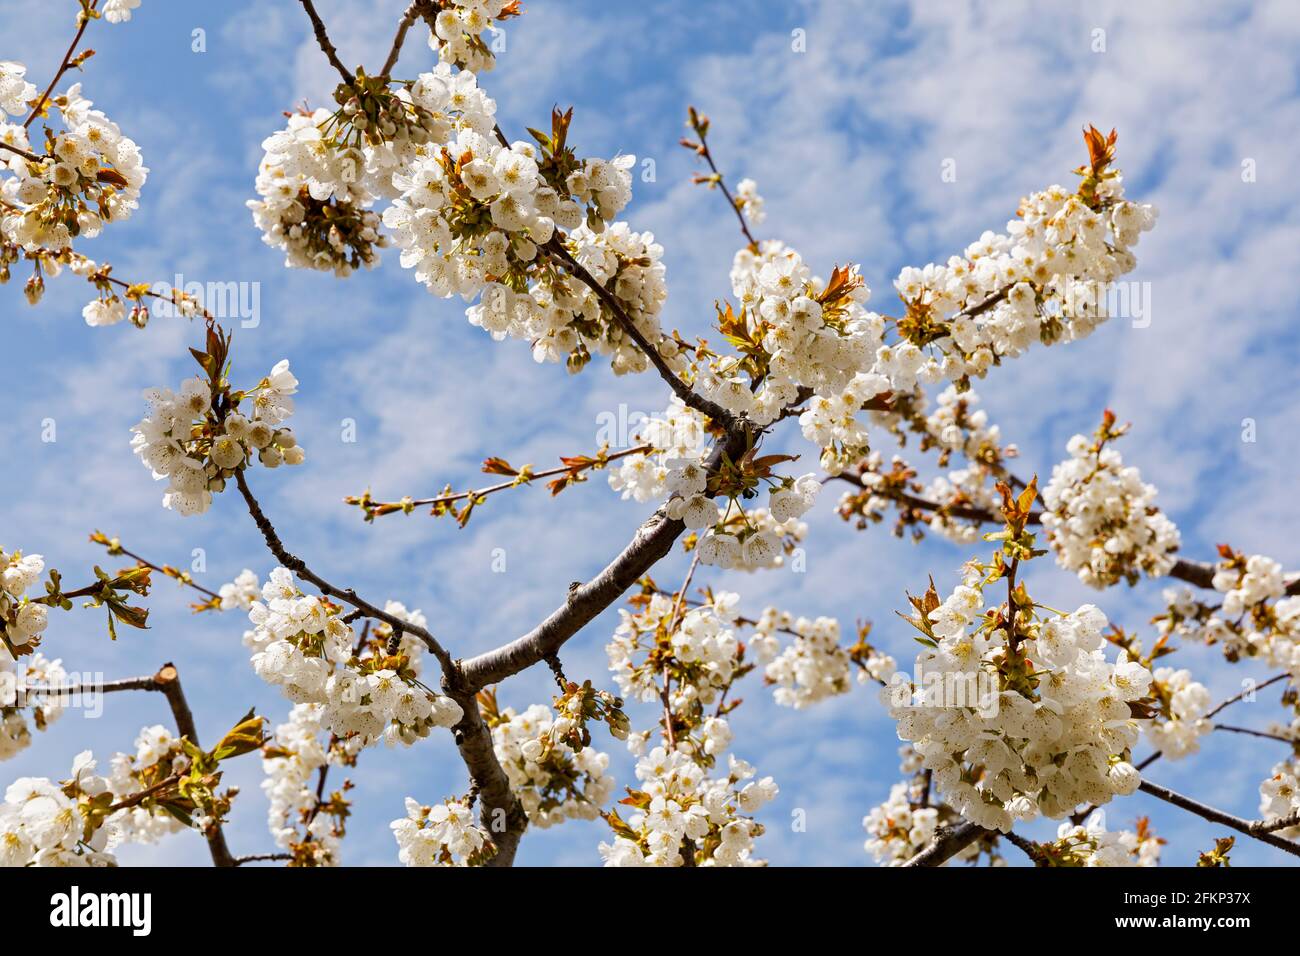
599, 739, 778, 867
103, 0, 142, 24
608, 594, 741, 710
733, 177, 765, 226
489, 702, 614, 827
218, 569, 261, 611
0, 751, 117, 867
607, 398, 710, 503
915, 385, 1008, 541
0, 61, 35, 118
1041, 431, 1180, 588
426, 0, 515, 72
1156, 555, 1300, 677
890, 168, 1157, 386
1, 80, 147, 263
750, 609, 895, 708
105, 724, 188, 846
862, 781, 943, 866
1143, 667, 1212, 760
391, 796, 492, 866
250, 53, 657, 375
261, 703, 355, 865
389, 126, 653, 374
799, 373, 884, 476
695, 484, 817, 572
472, 219, 668, 375
0, 547, 48, 650
611, 398, 815, 567
247, 108, 387, 274
243, 568, 462, 744
887, 577, 1151, 829
0, 652, 67, 760
1043, 811, 1161, 867
718, 241, 885, 429
1259, 756, 1300, 839
131, 360, 304, 516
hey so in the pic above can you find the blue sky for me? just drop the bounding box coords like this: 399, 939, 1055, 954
2, 0, 1299, 866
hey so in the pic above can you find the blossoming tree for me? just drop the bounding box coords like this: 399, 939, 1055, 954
2, 0, 1298, 869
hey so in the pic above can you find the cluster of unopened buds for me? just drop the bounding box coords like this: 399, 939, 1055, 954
1040, 411, 1180, 588
131, 333, 304, 516
243, 568, 462, 744
391, 796, 494, 866
0, 548, 49, 652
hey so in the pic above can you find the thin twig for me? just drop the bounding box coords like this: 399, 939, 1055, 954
0, 140, 44, 163
24, 8, 93, 129
106, 774, 180, 813
543, 234, 735, 426
233, 852, 294, 866
1205, 673, 1290, 718
297, 0, 354, 84
380, 0, 429, 77
687, 117, 759, 248
352, 444, 651, 518
1214, 723, 1297, 744
235, 470, 455, 675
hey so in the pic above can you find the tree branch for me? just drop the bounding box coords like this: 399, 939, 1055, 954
903, 819, 984, 867
151, 663, 237, 867
542, 235, 735, 426
458, 426, 750, 690
24, 9, 91, 129
380, 0, 433, 77
442, 685, 528, 867
235, 470, 456, 675
1213, 723, 1296, 744
0, 140, 44, 163
1138, 778, 1300, 857
835, 473, 1300, 594
24, 662, 236, 866
297, 0, 354, 85
233, 852, 294, 866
